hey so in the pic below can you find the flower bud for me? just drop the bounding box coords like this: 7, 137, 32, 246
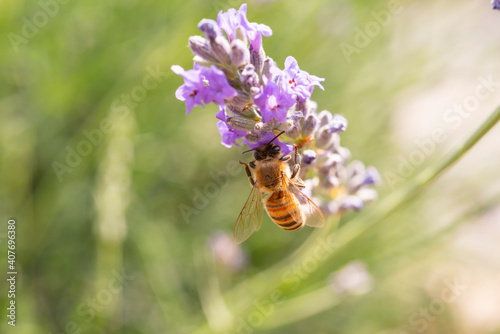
228, 101, 261, 120
321, 175, 340, 189
322, 201, 340, 216
231, 39, 250, 68
317, 152, 342, 172
254, 122, 265, 132
316, 126, 334, 149
276, 119, 293, 132
318, 110, 332, 127
244, 131, 263, 143
285, 121, 300, 139
250, 46, 266, 74
208, 231, 247, 272
296, 99, 316, 117
302, 150, 317, 165
339, 195, 364, 212
347, 162, 380, 193
254, 118, 278, 133
198, 19, 221, 41
211, 36, 232, 65
329, 261, 373, 295
302, 114, 318, 138
363, 167, 381, 186
329, 114, 347, 133
225, 91, 252, 113
335, 146, 351, 162
240, 64, 260, 92
227, 116, 256, 131
261, 57, 274, 80
249, 87, 260, 97
306, 100, 318, 116
189, 36, 218, 63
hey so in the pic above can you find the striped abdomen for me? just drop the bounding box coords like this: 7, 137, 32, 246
265, 191, 306, 231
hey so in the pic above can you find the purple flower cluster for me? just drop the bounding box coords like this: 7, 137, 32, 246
172, 4, 380, 215
493, 0, 500, 10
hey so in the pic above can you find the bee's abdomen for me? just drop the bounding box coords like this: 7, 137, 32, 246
266, 191, 304, 231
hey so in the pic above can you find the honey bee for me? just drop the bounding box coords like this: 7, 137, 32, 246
234, 132, 324, 243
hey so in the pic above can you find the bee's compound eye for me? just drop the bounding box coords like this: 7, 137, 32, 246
270, 145, 281, 153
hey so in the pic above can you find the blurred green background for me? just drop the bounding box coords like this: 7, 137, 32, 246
1, 0, 500, 333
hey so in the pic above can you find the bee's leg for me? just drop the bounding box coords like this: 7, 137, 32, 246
239, 161, 255, 186
293, 145, 301, 165
279, 155, 291, 162
249, 160, 257, 169
290, 145, 301, 180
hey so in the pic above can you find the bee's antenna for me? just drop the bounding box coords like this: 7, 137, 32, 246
268, 131, 285, 144
241, 131, 286, 154
241, 148, 255, 154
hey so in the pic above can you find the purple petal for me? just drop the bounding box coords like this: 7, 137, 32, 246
282, 57, 325, 101
216, 105, 228, 122
217, 3, 272, 50
172, 65, 206, 114
254, 79, 295, 123
340, 195, 365, 211
362, 167, 381, 186
199, 65, 237, 105
217, 121, 247, 148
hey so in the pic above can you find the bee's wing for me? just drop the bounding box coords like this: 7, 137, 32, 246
283, 174, 325, 228
233, 183, 263, 244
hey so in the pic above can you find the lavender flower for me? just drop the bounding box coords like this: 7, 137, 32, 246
254, 78, 295, 123
171, 65, 206, 114
171, 65, 237, 114
208, 231, 248, 272
172, 3, 381, 220
217, 4, 272, 49
329, 261, 373, 296
282, 56, 325, 101
493, 0, 500, 10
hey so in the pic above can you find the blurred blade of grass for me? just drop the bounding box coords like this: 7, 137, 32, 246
24, 0, 196, 256
378, 190, 500, 265
262, 285, 339, 330
194, 240, 233, 333
193, 104, 500, 333
251, 190, 500, 331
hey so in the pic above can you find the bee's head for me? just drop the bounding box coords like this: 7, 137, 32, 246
254, 143, 281, 161
242, 131, 285, 161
